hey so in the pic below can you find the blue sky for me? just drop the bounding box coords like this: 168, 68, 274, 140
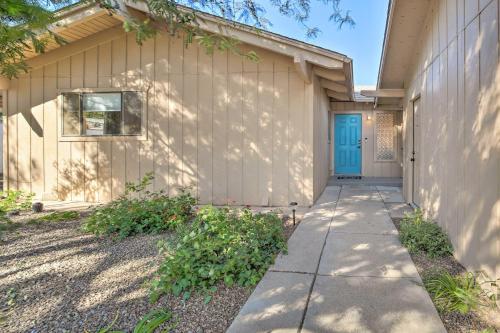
255, 1, 389, 87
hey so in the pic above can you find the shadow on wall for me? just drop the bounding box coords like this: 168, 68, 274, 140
417, 25, 500, 280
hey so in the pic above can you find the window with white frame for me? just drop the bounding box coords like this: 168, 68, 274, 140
375, 112, 395, 161
61, 91, 143, 136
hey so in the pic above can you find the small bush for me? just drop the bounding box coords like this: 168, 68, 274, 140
151, 206, 286, 301
82, 173, 196, 238
399, 209, 453, 258
424, 271, 491, 314
29, 211, 80, 224
0, 190, 34, 217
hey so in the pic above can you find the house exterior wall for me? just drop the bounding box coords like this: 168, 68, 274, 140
330, 102, 403, 177
403, 0, 499, 279
4, 28, 316, 206
312, 75, 331, 200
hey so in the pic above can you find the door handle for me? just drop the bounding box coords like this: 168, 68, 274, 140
357, 146, 361, 149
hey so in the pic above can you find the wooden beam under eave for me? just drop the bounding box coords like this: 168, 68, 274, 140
360, 89, 405, 98
320, 78, 347, 93
313, 67, 346, 81
326, 90, 349, 101
293, 56, 312, 84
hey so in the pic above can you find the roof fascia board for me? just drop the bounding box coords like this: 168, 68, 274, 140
49, 5, 108, 32
375, 0, 396, 106
123, 1, 346, 69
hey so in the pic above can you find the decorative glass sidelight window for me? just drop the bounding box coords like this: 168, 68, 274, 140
375, 112, 395, 161
61, 91, 143, 136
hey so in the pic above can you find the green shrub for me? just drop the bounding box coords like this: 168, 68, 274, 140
0, 190, 34, 217
0, 190, 34, 236
151, 206, 286, 301
82, 173, 196, 238
424, 271, 490, 314
92, 308, 174, 333
399, 209, 453, 258
28, 211, 80, 224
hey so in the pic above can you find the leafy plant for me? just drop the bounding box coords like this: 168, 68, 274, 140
0, 190, 34, 237
91, 309, 173, 333
82, 173, 196, 238
151, 206, 286, 302
424, 271, 492, 314
399, 209, 453, 258
28, 210, 80, 224
5, 288, 17, 308
0, 190, 34, 216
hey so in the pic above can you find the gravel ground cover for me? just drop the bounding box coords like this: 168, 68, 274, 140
392, 218, 499, 333
0, 208, 300, 333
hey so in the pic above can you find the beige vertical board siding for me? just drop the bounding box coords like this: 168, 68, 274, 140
439, 50, 448, 226
402, 0, 499, 279
303, 82, 314, 204
57, 58, 72, 200
313, 76, 330, 200
464, 17, 481, 272
197, 48, 213, 204
257, 53, 274, 206
448, 0, 457, 45
97, 42, 112, 201
329, 102, 402, 178
153, 34, 169, 192
43, 63, 58, 200
447, 37, 459, 245
17, 77, 31, 192
98, 42, 112, 88
464, 0, 478, 26
288, 72, 305, 204
182, 74, 198, 195
182, 40, 198, 197
167, 36, 184, 196
477, 0, 499, 279
212, 50, 228, 204
242, 64, 259, 205
456, 28, 466, 261
84, 142, 98, 202
227, 52, 243, 204
70, 53, 85, 201
125, 34, 141, 188
7, 79, 18, 190
272, 70, 289, 205
139, 37, 155, 191
30, 68, 44, 198
110, 36, 127, 199
84, 48, 98, 202
97, 141, 112, 202
6, 26, 319, 208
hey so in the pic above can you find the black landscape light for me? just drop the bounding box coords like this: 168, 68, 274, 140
289, 202, 298, 225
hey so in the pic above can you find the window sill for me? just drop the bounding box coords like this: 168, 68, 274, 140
58, 134, 147, 142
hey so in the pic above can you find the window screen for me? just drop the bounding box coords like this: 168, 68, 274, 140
61, 91, 142, 136
375, 112, 395, 161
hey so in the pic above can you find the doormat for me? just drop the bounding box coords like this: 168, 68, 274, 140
337, 176, 362, 180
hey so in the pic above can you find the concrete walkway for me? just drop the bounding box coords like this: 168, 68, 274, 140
227, 185, 445, 333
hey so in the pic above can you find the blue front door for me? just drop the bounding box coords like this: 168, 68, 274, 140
334, 114, 362, 175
